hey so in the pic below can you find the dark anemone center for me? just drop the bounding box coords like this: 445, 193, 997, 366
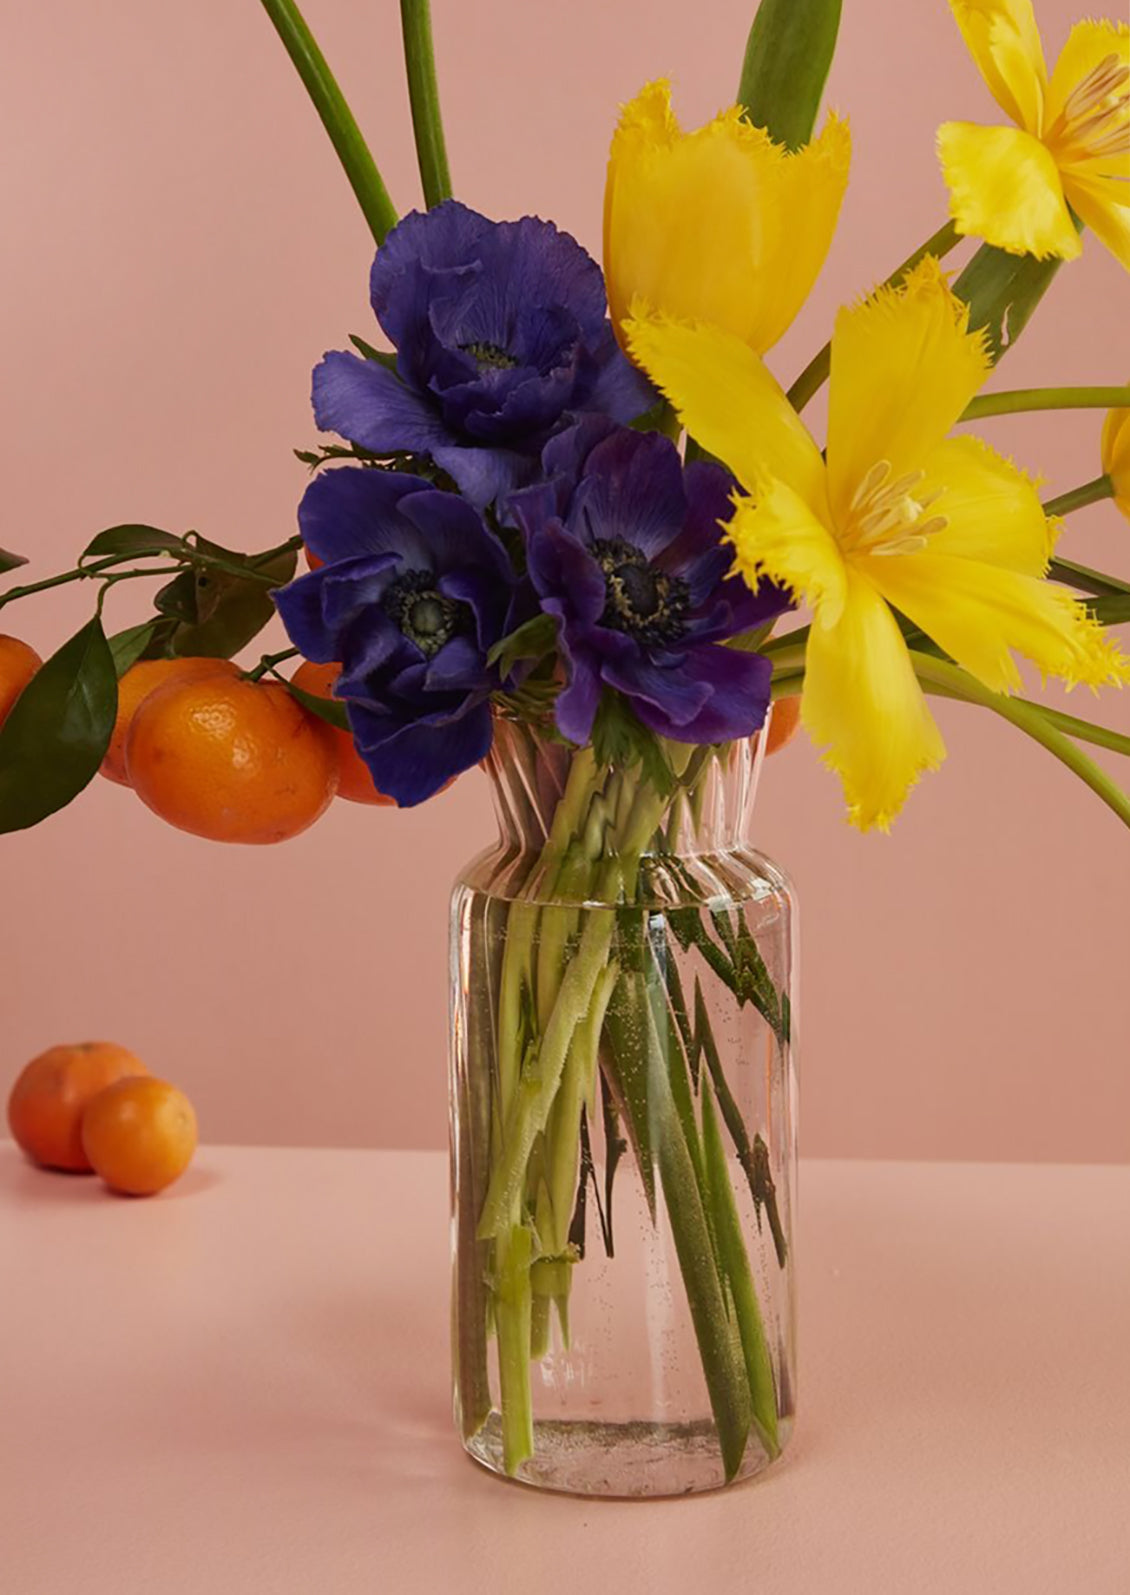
591, 537, 690, 646
459, 339, 519, 372
383, 570, 465, 658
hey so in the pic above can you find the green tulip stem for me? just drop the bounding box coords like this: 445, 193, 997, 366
786, 219, 961, 414
1044, 476, 1116, 518
259, 0, 398, 245
909, 652, 1130, 830
963, 388, 1130, 422
399, 0, 453, 208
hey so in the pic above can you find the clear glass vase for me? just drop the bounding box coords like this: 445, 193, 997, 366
449, 713, 797, 1497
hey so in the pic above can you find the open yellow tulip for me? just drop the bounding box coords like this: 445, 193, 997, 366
1101, 403, 1130, 520
938, 2, 1129, 267
604, 80, 850, 354
626, 260, 1127, 831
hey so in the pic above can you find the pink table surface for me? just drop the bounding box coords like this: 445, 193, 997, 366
2, 1144, 1128, 1594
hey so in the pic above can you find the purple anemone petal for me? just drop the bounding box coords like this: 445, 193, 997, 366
573, 428, 688, 559
351, 696, 494, 807
312, 351, 450, 455
602, 652, 712, 729
630, 646, 772, 744
527, 519, 606, 628
429, 442, 536, 509
298, 467, 434, 565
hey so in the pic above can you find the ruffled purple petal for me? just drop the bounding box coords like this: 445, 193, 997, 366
575, 323, 657, 422
572, 427, 687, 559
629, 646, 772, 743
430, 442, 536, 509
554, 642, 602, 745
298, 467, 434, 565
602, 652, 712, 729
350, 695, 494, 807
312, 351, 449, 455
527, 520, 606, 628
424, 635, 489, 693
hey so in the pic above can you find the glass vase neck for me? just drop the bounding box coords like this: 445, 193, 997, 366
484, 713, 769, 860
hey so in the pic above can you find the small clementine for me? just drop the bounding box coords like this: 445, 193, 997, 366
101, 656, 239, 785
125, 673, 339, 843
0, 635, 42, 728
7, 1042, 149, 1172
765, 696, 801, 756
291, 660, 395, 806
82, 1077, 198, 1196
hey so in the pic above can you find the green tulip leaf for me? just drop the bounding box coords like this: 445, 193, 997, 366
0, 616, 117, 833
738, 0, 842, 150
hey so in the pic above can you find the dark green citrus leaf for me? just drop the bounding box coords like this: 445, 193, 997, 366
107, 618, 176, 676
82, 524, 185, 561
170, 542, 298, 658
0, 546, 28, 574
0, 616, 117, 832
284, 678, 351, 732
154, 569, 200, 623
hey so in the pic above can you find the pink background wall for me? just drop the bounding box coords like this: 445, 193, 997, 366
2, 0, 1127, 1162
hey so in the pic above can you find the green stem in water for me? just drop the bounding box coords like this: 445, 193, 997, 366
1044, 476, 1115, 518
494, 1224, 534, 1473
910, 652, 1130, 830
259, 0, 398, 245
700, 1080, 780, 1459
786, 219, 961, 414
963, 388, 1130, 422
399, 0, 453, 207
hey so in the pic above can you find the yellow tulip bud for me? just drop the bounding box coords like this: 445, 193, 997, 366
603, 80, 850, 357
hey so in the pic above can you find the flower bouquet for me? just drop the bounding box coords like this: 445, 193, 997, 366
2, 0, 1128, 1497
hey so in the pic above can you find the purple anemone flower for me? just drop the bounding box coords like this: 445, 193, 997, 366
508, 420, 790, 746
311, 201, 654, 509
274, 467, 518, 806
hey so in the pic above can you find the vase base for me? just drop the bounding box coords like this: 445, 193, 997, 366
463, 1413, 791, 1499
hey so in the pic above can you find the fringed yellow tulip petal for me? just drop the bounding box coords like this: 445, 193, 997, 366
867, 553, 1130, 695
1062, 174, 1130, 272
938, 121, 1082, 258
949, 0, 1047, 132
826, 259, 991, 525
919, 436, 1051, 575
604, 81, 849, 354
624, 310, 827, 508
742, 112, 851, 353
1046, 19, 1129, 137
1101, 404, 1130, 519
802, 567, 947, 832
728, 476, 846, 626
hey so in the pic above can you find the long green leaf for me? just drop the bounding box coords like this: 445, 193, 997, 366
737, 0, 842, 149
951, 238, 1071, 364
701, 1080, 780, 1459
399, 0, 452, 208
0, 617, 117, 832
259, 0, 398, 245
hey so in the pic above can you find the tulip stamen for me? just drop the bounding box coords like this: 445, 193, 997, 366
1046, 55, 1130, 163
843, 461, 949, 558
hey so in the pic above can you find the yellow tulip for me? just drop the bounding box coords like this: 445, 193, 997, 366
626, 259, 1127, 830
938, 2, 1129, 267
603, 80, 850, 354
1101, 403, 1130, 519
